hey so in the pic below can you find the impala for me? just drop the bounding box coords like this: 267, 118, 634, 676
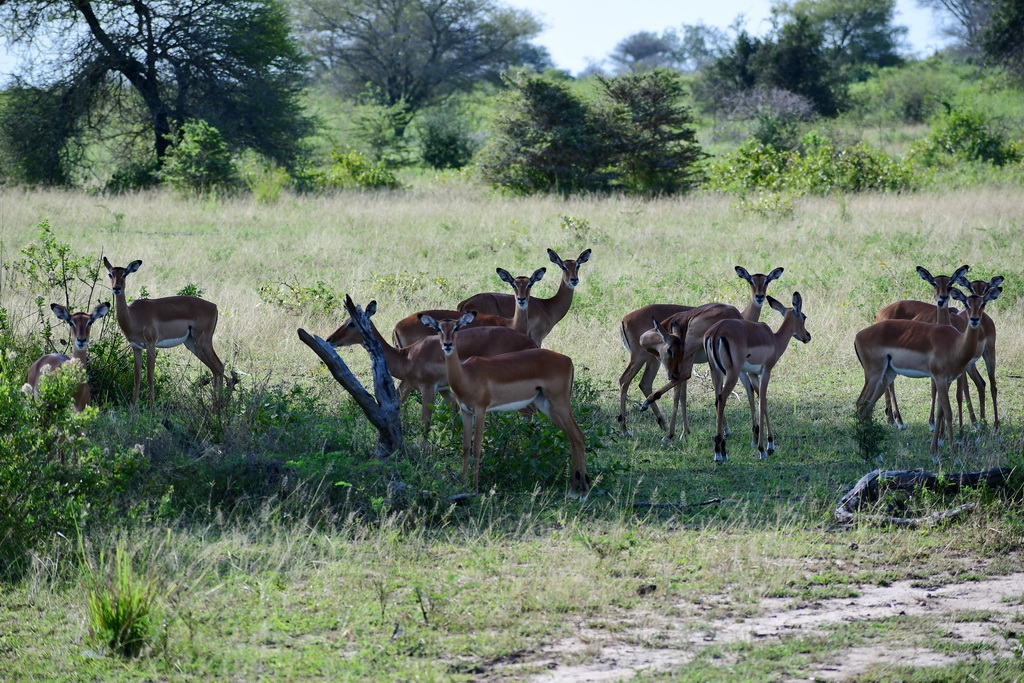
953, 274, 1003, 431
25, 302, 110, 413
855, 286, 1001, 457
103, 257, 228, 407
704, 293, 811, 462
874, 265, 973, 430
326, 301, 537, 438
418, 312, 589, 496
391, 267, 546, 347
620, 266, 784, 438
457, 248, 592, 344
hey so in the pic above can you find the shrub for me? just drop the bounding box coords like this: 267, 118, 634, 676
417, 108, 478, 170
160, 119, 238, 195
296, 150, 402, 192
910, 107, 1022, 167
83, 540, 164, 658
104, 160, 161, 194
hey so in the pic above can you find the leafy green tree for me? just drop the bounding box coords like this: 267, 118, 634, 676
609, 31, 678, 73
294, 0, 545, 135
772, 0, 907, 78
754, 16, 847, 115
0, 0, 313, 181
160, 120, 238, 195
983, 0, 1024, 80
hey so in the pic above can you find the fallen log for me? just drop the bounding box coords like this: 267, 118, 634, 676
834, 467, 1014, 527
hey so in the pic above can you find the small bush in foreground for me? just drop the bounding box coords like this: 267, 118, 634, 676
83, 540, 164, 658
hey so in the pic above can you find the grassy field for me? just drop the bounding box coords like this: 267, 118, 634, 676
2, 183, 1024, 680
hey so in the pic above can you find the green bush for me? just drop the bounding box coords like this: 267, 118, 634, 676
910, 107, 1022, 167
417, 108, 478, 170
160, 119, 238, 195
84, 540, 164, 658
296, 150, 402, 191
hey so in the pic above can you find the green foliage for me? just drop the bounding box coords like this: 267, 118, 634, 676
296, 151, 402, 191
258, 279, 342, 315
83, 540, 164, 658
0, 86, 83, 186
104, 160, 162, 194
983, 0, 1024, 82
910, 107, 1023, 167
850, 60, 960, 123
480, 70, 705, 196
161, 120, 238, 195
239, 154, 291, 203
707, 132, 916, 195
417, 107, 479, 170
351, 98, 414, 165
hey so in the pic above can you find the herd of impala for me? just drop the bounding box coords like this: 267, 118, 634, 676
24, 249, 1004, 494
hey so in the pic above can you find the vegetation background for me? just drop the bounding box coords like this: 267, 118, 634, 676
1, 0, 1024, 678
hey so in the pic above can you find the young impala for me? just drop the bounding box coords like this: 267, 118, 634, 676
419, 312, 589, 496
25, 302, 110, 413
103, 257, 228, 408
326, 301, 537, 439
855, 286, 1001, 458
457, 248, 592, 344
704, 292, 811, 462
391, 267, 546, 347
620, 266, 785, 439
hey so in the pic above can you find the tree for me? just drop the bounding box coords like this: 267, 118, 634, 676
609, 31, 678, 73
294, 0, 545, 134
669, 22, 732, 72
0, 1, 313, 178
983, 0, 1024, 80
753, 15, 846, 115
918, 0, 994, 55
772, 0, 907, 77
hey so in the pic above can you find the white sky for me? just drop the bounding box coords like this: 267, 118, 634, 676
0, 1, 949, 84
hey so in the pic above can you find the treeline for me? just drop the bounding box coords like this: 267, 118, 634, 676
0, 0, 1021, 198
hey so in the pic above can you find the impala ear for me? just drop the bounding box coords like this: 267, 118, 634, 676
949, 288, 968, 304
735, 266, 752, 283
791, 291, 803, 314
547, 248, 565, 269
984, 286, 1002, 303
51, 303, 73, 323
530, 267, 546, 283
988, 275, 1005, 290
102, 256, 114, 270
653, 318, 671, 346
767, 295, 786, 316
418, 314, 440, 331
126, 260, 142, 274
951, 264, 970, 285
364, 300, 377, 317
766, 266, 784, 282
916, 266, 935, 284
91, 302, 111, 321
577, 248, 592, 264
456, 312, 477, 329
496, 267, 514, 285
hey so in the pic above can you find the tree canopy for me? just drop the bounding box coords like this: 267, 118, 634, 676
0, 0, 313, 184
294, 0, 546, 125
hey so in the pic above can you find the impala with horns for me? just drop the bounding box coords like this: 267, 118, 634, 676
855, 286, 1001, 457
419, 312, 589, 496
392, 267, 546, 348
326, 302, 537, 439
25, 302, 110, 414
457, 248, 592, 345
103, 257, 231, 407
620, 266, 784, 439
704, 292, 811, 462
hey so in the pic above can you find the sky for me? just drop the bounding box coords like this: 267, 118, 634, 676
0, 1, 950, 84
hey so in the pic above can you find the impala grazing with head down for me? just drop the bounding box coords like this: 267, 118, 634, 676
103, 257, 228, 408
457, 248, 592, 345
704, 292, 811, 462
620, 266, 785, 440
326, 301, 537, 439
418, 312, 589, 496
25, 302, 110, 414
855, 286, 1001, 458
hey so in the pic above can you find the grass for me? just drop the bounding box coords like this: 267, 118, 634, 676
1, 183, 1023, 678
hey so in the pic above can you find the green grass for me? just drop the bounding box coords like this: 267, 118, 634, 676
1, 184, 1023, 678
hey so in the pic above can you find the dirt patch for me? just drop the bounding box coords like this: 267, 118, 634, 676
485, 573, 1024, 681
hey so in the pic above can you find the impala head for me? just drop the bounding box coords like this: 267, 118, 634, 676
735, 266, 784, 308
52, 302, 110, 351
326, 300, 376, 347
768, 292, 811, 344
497, 267, 545, 310
917, 265, 969, 309
950, 286, 1000, 329
418, 311, 476, 356
103, 257, 142, 296
653, 317, 686, 381
548, 248, 592, 290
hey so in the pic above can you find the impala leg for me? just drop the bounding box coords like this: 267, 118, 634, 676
618, 355, 653, 435
420, 383, 436, 442
966, 361, 986, 428
885, 383, 906, 430
146, 344, 157, 408
189, 336, 226, 404
543, 395, 589, 495
664, 383, 683, 442
760, 371, 775, 456
472, 408, 486, 493
714, 367, 741, 463
637, 358, 667, 431
986, 348, 999, 432
132, 347, 143, 406
933, 379, 954, 460
460, 409, 474, 485
740, 372, 757, 450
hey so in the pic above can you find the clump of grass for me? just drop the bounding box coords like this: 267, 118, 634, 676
83, 540, 165, 658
